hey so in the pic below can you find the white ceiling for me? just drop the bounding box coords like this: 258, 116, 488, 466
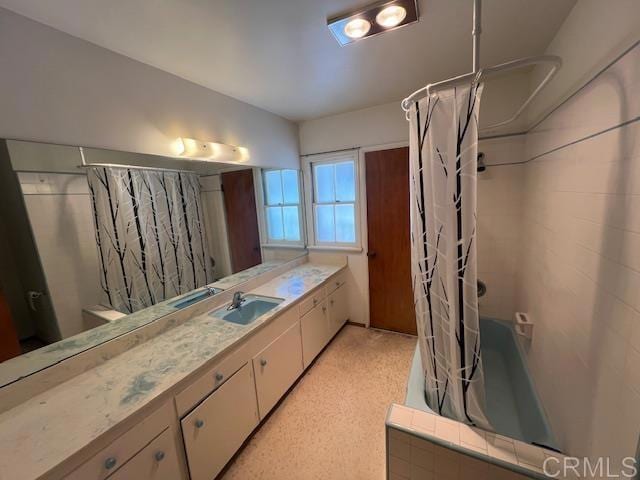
0, 0, 576, 121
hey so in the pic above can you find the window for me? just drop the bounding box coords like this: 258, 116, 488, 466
262, 169, 303, 243
310, 157, 357, 245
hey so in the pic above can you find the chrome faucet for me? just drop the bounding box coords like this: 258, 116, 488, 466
228, 291, 246, 310
205, 285, 217, 296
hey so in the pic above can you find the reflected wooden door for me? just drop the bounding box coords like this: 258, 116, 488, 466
365, 147, 417, 335
0, 287, 21, 362
221, 170, 262, 273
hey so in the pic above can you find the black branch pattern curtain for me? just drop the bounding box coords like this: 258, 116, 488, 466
409, 84, 490, 428
87, 167, 212, 314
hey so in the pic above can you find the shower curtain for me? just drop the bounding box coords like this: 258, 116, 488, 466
409, 83, 490, 428
87, 167, 212, 314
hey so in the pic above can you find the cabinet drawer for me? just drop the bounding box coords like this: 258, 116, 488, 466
253, 321, 303, 419
298, 287, 326, 317
300, 301, 329, 369
326, 269, 348, 294
65, 401, 173, 480
181, 363, 259, 480
108, 428, 182, 480
175, 348, 246, 417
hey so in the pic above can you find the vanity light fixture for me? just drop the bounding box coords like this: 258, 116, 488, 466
175, 137, 250, 163
328, 0, 418, 46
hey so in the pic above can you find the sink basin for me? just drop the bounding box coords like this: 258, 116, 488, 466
210, 295, 283, 325
170, 287, 223, 309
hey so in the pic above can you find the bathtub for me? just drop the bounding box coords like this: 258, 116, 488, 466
405, 316, 559, 452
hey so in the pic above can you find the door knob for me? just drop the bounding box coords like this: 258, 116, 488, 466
195, 419, 205, 428
215, 372, 224, 382
366, 251, 377, 258
260, 358, 267, 367
104, 457, 117, 470
155, 451, 165, 462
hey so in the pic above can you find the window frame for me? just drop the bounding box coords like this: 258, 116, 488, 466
303, 150, 362, 250
259, 168, 305, 246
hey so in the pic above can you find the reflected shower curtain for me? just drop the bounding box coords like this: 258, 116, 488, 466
409, 83, 490, 428
87, 167, 212, 314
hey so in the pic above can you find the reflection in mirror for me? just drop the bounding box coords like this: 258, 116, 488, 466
0, 139, 305, 386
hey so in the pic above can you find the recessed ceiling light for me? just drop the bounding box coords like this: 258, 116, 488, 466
328, 1, 419, 46
376, 5, 407, 28
344, 18, 371, 39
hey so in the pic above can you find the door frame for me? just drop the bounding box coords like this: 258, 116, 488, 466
359, 141, 409, 328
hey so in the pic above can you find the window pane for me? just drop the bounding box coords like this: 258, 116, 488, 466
335, 204, 355, 243
282, 206, 300, 241
315, 205, 335, 242
281, 170, 299, 204
314, 163, 335, 203
266, 206, 284, 240
264, 170, 283, 205
335, 161, 355, 202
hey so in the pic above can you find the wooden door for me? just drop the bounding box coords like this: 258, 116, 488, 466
0, 287, 21, 362
221, 170, 262, 273
365, 147, 417, 335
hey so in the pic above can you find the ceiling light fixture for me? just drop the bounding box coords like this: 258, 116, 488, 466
344, 18, 371, 39
376, 5, 407, 28
328, 0, 418, 46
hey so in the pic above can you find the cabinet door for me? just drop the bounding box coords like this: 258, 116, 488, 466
300, 301, 329, 369
108, 428, 182, 480
252, 321, 303, 419
328, 283, 349, 338
181, 363, 259, 480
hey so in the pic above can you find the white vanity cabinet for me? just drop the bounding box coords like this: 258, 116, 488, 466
108, 428, 182, 480
300, 299, 330, 369
181, 363, 259, 480
64, 401, 181, 480
253, 320, 304, 419
328, 283, 349, 338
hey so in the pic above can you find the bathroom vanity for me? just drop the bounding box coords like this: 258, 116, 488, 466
0, 258, 350, 480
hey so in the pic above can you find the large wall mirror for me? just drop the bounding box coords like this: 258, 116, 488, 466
0, 139, 306, 386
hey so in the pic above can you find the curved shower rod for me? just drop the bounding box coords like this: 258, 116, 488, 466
401, 0, 562, 130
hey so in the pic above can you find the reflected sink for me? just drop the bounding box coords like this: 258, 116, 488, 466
210, 295, 283, 325
170, 287, 223, 309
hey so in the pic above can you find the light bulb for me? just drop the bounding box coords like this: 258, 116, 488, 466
376, 5, 407, 28
344, 18, 371, 39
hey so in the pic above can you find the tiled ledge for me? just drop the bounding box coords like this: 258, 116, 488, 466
385, 404, 573, 480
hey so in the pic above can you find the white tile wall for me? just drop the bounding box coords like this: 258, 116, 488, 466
19, 173, 103, 338
515, 42, 640, 466
477, 136, 525, 321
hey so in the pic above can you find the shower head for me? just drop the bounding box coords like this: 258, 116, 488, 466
477, 152, 486, 172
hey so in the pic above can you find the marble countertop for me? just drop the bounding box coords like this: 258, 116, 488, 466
0, 261, 289, 388
0, 262, 344, 480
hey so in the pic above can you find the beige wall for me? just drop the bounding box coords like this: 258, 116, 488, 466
527, 0, 640, 126
515, 43, 640, 463
0, 8, 299, 170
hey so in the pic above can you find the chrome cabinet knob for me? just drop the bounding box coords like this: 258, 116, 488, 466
155, 451, 165, 462
215, 372, 224, 382
195, 419, 205, 428
260, 358, 267, 367
104, 457, 117, 470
